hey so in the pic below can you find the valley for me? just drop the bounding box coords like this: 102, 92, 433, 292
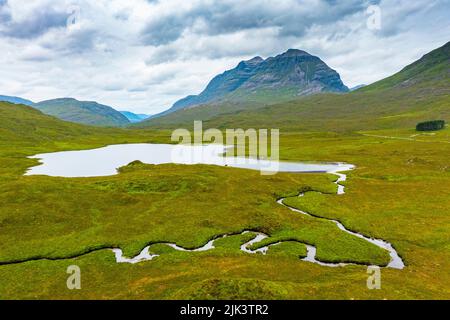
19, 143, 403, 269
0, 113, 448, 298
0, 42, 448, 300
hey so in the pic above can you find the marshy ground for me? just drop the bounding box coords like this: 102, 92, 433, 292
0, 121, 448, 299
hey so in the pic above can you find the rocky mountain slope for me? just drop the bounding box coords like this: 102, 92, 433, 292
152, 49, 349, 119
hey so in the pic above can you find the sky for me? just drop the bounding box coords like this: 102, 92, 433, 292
0, 0, 449, 114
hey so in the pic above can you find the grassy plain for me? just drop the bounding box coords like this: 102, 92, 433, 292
0, 101, 449, 299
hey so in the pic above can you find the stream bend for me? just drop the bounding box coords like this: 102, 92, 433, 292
112, 169, 405, 269
0, 169, 405, 269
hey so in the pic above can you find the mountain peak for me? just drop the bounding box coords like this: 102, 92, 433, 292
50, 97, 77, 102
280, 49, 311, 57
246, 56, 264, 64
236, 56, 264, 69
153, 48, 349, 118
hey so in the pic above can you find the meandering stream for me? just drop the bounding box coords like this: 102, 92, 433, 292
10, 143, 405, 269
111, 169, 405, 269
276, 171, 404, 269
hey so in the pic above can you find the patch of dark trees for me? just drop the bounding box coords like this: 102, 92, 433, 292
416, 120, 446, 131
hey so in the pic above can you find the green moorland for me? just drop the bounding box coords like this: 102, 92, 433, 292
0, 42, 449, 300
0, 100, 449, 299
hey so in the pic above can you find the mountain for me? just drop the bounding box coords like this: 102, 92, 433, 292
234, 49, 349, 95
203, 41, 450, 132
33, 98, 130, 127
0, 95, 131, 127
151, 49, 349, 119
168, 56, 265, 113
120, 111, 151, 123
0, 95, 34, 106
137, 41, 449, 131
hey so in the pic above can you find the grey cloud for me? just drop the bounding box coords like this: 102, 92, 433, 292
114, 12, 130, 21
141, 15, 188, 46
20, 52, 53, 62
145, 27, 294, 65
102, 83, 125, 92
277, 0, 377, 37
127, 86, 148, 92
140, 0, 375, 46
0, 0, 10, 23
145, 46, 180, 64
1, 7, 69, 39
377, 1, 449, 38
144, 69, 177, 85
0, 0, 448, 114
40, 27, 100, 55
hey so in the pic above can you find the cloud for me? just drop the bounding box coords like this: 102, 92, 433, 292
145, 27, 290, 64
0, 1, 69, 39
0, 0, 448, 114
19, 45, 54, 61
139, 0, 376, 46
141, 15, 188, 46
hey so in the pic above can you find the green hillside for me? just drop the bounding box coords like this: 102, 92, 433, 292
0, 102, 97, 145
0, 101, 166, 178
34, 98, 130, 127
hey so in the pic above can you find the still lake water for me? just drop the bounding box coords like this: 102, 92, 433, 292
25, 144, 354, 177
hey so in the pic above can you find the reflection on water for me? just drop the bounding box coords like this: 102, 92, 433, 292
26, 143, 354, 177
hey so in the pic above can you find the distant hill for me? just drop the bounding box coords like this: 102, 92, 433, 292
0, 101, 151, 152
34, 98, 130, 127
0, 101, 97, 144
0, 95, 34, 106
150, 49, 349, 119
120, 111, 151, 123
137, 41, 449, 132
